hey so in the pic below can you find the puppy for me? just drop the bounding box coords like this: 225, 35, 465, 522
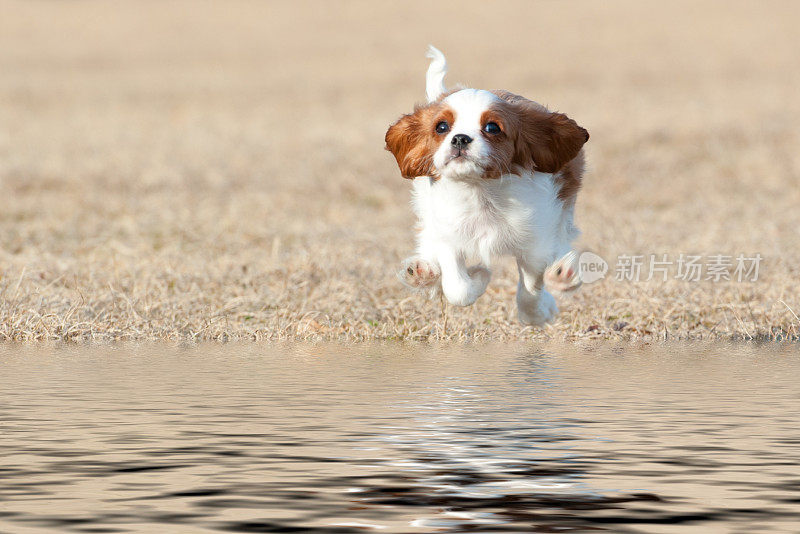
385, 47, 589, 325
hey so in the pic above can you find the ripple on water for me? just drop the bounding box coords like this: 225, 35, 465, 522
0, 344, 799, 533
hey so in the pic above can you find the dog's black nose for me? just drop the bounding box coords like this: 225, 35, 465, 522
451, 134, 472, 148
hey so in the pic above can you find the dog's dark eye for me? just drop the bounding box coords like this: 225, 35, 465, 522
435, 121, 450, 134
483, 122, 501, 134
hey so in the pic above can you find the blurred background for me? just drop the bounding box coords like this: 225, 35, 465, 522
1, 0, 798, 340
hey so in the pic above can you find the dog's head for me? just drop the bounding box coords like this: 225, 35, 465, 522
385, 48, 588, 181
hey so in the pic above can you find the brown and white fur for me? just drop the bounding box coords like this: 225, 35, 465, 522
385, 47, 589, 325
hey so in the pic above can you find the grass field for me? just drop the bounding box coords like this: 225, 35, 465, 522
1, 0, 799, 341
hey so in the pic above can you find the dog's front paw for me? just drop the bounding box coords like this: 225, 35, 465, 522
517, 290, 558, 326
441, 265, 491, 307
545, 251, 582, 293
466, 265, 491, 293
399, 257, 441, 289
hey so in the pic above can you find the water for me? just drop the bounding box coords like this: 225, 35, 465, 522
1, 344, 799, 533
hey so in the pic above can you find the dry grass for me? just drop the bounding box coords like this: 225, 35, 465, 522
1, 0, 799, 341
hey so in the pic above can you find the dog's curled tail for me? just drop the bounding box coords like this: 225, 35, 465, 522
425, 45, 447, 103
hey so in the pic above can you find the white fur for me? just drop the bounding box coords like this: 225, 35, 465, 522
425, 45, 448, 103
406, 52, 580, 325
410, 168, 578, 323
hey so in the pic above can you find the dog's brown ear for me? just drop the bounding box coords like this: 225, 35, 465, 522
493, 90, 589, 173
385, 107, 435, 179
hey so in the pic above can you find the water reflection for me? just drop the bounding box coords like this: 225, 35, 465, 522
0, 344, 799, 533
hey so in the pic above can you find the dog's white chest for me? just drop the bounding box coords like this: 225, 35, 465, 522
413, 176, 545, 257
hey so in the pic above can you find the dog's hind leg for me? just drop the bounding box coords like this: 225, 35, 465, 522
516, 257, 558, 326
